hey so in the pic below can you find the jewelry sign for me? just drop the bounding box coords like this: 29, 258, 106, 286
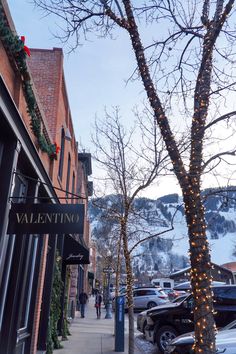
8, 203, 85, 234
63, 234, 90, 265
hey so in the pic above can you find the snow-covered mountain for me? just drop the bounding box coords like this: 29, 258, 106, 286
89, 189, 236, 276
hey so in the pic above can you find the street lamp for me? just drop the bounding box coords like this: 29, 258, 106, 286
104, 250, 112, 319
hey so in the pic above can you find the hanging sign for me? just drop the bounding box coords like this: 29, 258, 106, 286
63, 234, 90, 264
8, 203, 84, 234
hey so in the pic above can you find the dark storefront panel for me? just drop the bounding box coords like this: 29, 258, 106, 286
0, 77, 58, 354
0, 119, 21, 334
1, 234, 41, 354
0, 163, 42, 354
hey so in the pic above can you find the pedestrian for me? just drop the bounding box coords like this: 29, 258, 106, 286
95, 291, 102, 318
78, 289, 88, 318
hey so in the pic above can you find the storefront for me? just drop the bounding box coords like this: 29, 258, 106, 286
62, 235, 89, 320
0, 2, 93, 351
0, 75, 90, 354
0, 75, 60, 353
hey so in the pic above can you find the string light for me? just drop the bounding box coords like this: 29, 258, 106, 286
114, 2, 229, 352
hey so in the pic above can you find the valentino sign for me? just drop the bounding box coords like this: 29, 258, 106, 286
8, 203, 85, 235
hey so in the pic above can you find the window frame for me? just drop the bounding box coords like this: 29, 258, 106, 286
58, 128, 65, 180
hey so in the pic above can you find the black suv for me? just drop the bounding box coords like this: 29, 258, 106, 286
144, 285, 236, 353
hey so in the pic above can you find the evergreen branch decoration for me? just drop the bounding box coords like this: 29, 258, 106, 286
0, 4, 58, 160
46, 251, 63, 353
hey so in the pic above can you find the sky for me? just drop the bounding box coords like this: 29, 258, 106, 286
6, 1, 236, 199
7, 0, 141, 143
7, 0, 182, 198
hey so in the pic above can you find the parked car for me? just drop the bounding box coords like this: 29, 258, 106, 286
165, 320, 236, 353
132, 287, 168, 310
113, 287, 168, 311
110, 286, 126, 299
173, 281, 226, 291
137, 294, 188, 335
145, 285, 236, 353
171, 294, 189, 303
163, 289, 187, 301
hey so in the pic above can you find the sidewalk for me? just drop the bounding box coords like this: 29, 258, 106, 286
58, 299, 144, 354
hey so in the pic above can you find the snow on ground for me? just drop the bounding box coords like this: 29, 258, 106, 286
210, 234, 236, 264
164, 206, 236, 265
171, 227, 236, 265
135, 334, 157, 354
90, 196, 236, 270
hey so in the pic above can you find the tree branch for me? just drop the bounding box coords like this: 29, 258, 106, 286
100, 0, 129, 29
203, 150, 236, 171
128, 205, 181, 254
204, 111, 236, 131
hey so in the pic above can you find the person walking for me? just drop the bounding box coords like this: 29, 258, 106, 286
78, 289, 88, 318
95, 291, 102, 318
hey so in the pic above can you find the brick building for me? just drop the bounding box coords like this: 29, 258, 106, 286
0, 2, 92, 353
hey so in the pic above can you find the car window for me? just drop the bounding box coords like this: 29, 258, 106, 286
145, 290, 156, 295
222, 320, 236, 330
185, 295, 194, 309
135, 290, 148, 296
173, 295, 188, 303
213, 287, 236, 305
157, 289, 167, 296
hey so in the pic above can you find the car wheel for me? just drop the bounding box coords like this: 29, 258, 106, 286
147, 301, 157, 309
155, 325, 178, 353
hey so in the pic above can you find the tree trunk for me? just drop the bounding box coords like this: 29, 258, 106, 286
121, 2, 216, 352
183, 185, 216, 354
115, 230, 122, 297
121, 218, 135, 354
114, 230, 122, 337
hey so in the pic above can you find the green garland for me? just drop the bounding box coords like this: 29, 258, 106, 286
0, 4, 57, 159
46, 251, 64, 354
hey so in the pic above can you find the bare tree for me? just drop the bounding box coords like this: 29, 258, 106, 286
91, 193, 180, 290
91, 107, 169, 353
32, 1, 236, 352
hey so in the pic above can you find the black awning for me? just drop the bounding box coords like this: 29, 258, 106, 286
63, 235, 90, 265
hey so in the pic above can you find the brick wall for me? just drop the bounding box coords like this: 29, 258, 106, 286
0, 6, 92, 353
0, 41, 15, 96
28, 48, 79, 202
28, 48, 62, 141
28, 47, 92, 329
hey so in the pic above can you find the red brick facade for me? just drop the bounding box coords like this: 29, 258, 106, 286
28, 48, 79, 200
28, 47, 92, 315
0, 2, 92, 353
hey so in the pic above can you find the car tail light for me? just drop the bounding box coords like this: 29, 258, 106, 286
159, 295, 167, 299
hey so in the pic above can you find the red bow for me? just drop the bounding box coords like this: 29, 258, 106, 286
54, 142, 60, 154
20, 36, 31, 57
